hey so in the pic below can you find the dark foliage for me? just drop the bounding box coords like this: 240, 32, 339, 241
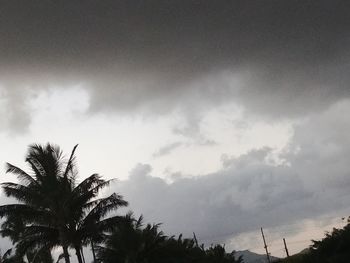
278, 218, 350, 263
0, 143, 245, 263
96, 213, 243, 263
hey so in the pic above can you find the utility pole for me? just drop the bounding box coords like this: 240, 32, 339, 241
283, 238, 290, 258
261, 227, 271, 263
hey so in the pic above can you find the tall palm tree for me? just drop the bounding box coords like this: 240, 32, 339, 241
0, 143, 127, 263
0, 144, 71, 262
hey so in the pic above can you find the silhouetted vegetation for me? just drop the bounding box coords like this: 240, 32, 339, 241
6, 143, 350, 263
96, 213, 242, 263
0, 144, 242, 263
277, 218, 350, 263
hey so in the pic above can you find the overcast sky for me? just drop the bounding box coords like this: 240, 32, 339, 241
1, 0, 350, 258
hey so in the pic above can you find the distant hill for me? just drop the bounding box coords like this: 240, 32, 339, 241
297, 248, 309, 255
236, 250, 280, 263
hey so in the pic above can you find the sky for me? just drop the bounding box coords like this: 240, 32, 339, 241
1, 0, 350, 259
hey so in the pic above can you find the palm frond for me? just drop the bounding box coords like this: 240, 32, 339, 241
27, 143, 63, 181
68, 175, 112, 213
71, 174, 106, 198
2, 248, 12, 259
1, 182, 42, 205
0, 204, 54, 224
26, 158, 45, 182
79, 193, 127, 230
63, 144, 78, 180
5, 163, 37, 185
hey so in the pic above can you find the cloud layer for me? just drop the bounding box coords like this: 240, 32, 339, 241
1, 1, 350, 130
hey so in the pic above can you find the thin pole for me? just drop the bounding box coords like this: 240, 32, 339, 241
283, 238, 290, 258
261, 228, 271, 263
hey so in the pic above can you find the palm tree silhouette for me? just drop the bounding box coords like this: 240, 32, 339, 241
0, 214, 53, 263
0, 143, 127, 263
63, 174, 128, 263
96, 216, 243, 263
96, 213, 167, 263
0, 248, 25, 263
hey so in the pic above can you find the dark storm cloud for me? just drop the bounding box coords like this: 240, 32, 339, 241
1, 0, 350, 129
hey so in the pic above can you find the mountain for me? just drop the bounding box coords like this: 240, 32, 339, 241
236, 250, 280, 263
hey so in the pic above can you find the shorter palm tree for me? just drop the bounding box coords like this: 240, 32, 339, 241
97, 215, 243, 263
0, 215, 54, 263
96, 213, 166, 263
205, 245, 243, 263
63, 174, 128, 263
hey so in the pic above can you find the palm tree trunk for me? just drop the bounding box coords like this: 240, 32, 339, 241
59, 227, 70, 263
91, 241, 96, 262
80, 248, 86, 263
74, 246, 83, 263
62, 246, 70, 263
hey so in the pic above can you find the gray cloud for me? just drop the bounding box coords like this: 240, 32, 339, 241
0, 86, 32, 133
112, 156, 313, 245
111, 100, 350, 245
153, 142, 183, 158
1, 1, 350, 130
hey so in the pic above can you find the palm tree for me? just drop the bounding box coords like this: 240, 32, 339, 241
96, 213, 166, 263
96, 212, 244, 263
0, 143, 127, 263
0, 144, 71, 262
159, 234, 205, 263
63, 174, 128, 263
0, 249, 25, 263
0, 215, 54, 263
204, 245, 243, 263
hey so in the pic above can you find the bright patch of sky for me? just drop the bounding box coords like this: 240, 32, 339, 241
0, 86, 294, 183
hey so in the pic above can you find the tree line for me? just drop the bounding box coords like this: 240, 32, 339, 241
276, 217, 350, 263
0, 144, 243, 263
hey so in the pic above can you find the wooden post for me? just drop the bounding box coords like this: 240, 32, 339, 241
261, 227, 271, 263
283, 238, 290, 258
